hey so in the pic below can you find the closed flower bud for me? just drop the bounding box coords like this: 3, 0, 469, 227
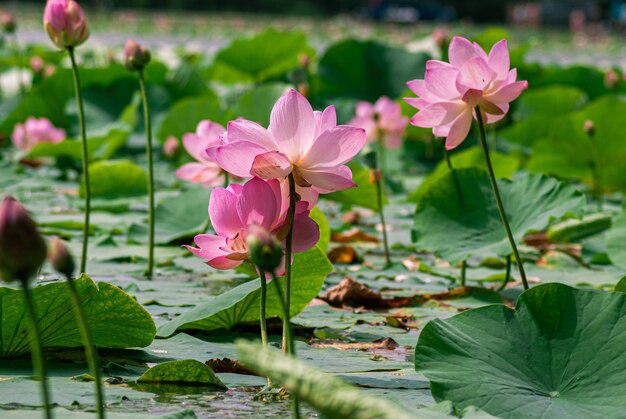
48, 236, 75, 278
43, 0, 89, 51
0, 196, 47, 282
584, 119, 594, 136
124, 39, 151, 72
247, 224, 283, 273
0, 11, 16, 34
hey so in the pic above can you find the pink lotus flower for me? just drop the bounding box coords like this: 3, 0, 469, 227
11, 117, 66, 151
176, 121, 228, 188
348, 97, 408, 149
43, 0, 89, 51
405, 36, 528, 150
207, 89, 366, 194
185, 177, 319, 273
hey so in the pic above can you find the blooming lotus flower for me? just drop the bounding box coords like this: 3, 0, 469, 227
11, 117, 66, 151
185, 177, 319, 273
348, 96, 409, 149
176, 120, 228, 188
207, 89, 366, 194
43, 0, 89, 51
405, 36, 528, 150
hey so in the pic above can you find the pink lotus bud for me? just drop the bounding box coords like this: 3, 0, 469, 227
0, 11, 16, 34
163, 136, 179, 158
0, 196, 47, 282
31, 56, 44, 75
584, 119, 594, 136
604, 70, 619, 88
43, 0, 89, 51
247, 224, 283, 272
48, 236, 75, 278
11, 117, 66, 152
124, 39, 151, 72
432, 27, 450, 47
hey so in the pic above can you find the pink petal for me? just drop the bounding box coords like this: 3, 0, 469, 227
207, 141, 270, 178
455, 57, 497, 96
485, 81, 528, 104
410, 102, 466, 129
226, 119, 277, 150
292, 212, 320, 253
182, 134, 210, 162
296, 165, 356, 193
175, 162, 223, 187
209, 187, 243, 237
207, 256, 243, 270
237, 177, 279, 229
355, 102, 374, 118
425, 66, 461, 100
444, 108, 473, 150
448, 36, 480, 68
313, 106, 338, 139
484, 103, 509, 124
185, 234, 241, 270
197, 120, 226, 144
251, 151, 293, 179
487, 40, 510, 80
300, 126, 366, 169
269, 89, 315, 160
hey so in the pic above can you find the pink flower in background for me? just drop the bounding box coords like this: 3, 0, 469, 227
185, 177, 319, 273
348, 97, 408, 149
207, 89, 366, 194
163, 136, 179, 158
11, 117, 66, 151
405, 36, 528, 150
43, 0, 89, 50
176, 120, 228, 188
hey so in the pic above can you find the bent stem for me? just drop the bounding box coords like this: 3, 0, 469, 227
68, 47, 91, 274
375, 136, 391, 266
475, 109, 528, 290
497, 255, 512, 292
258, 270, 272, 388
269, 271, 301, 419
65, 276, 105, 419
282, 173, 297, 353
20, 279, 52, 419
138, 70, 155, 279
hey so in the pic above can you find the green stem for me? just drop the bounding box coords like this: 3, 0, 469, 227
588, 132, 603, 211
20, 280, 52, 419
270, 272, 301, 419
258, 270, 272, 388
65, 276, 105, 419
68, 47, 90, 274
444, 145, 464, 206
460, 260, 467, 287
223, 171, 230, 188
375, 137, 391, 266
475, 109, 528, 290
497, 255, 512, 292
138, 70, 155, 279
283, 173, 297, 353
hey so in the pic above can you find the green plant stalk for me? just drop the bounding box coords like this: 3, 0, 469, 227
475, 109, 529, 290
375, 136, 391, 266
20, 279, 52, 419
498, 255, 512, 292
587, 131, 603, 211
65, 276, 105, 419
258, 270, 272, 389
282, 173, 297, 353
68, 47, 91, 274
460, 260, 467, 287
138, 70, 155, 279
444, 145, 464, 206
223, 171, 230, 188
270, 271, 301, 419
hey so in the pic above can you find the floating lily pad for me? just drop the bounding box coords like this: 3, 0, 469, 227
137, 359, 226, 389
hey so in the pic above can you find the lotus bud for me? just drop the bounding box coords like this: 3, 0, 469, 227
247, 225, 283, 273
0, 11, 16, 34
584, 119, 594, 136
43, 0, 89, 51
163, 136, 179, 158
31, 56, 44, 75
124, 39, 151, 72
48, 236, 75, 279
0, 196, 47, 282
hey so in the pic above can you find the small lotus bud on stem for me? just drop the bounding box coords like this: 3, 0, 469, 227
0, 196, 47, 283
43, 0, 90, 51
584, 119, 594, 136
124, 39, 151, 72
247, 224, 283, 273
48, 236, 75, 279
0, 11, 16, 34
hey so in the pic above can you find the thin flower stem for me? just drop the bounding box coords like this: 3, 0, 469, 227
475, 109, 529, 290
587, 131, 603, 211
65, 276, 105, 419
444, 145, 464, 206
375, 136, 391, 266
282, 173, 297, 353
269, 271, 301, 419
223, 171, 230, 189
138, 70, 155, 279
68, 47, 90, 274
20, 280, 52, 419
497, 255, 512, 292
460, 260, 467, 287
258, 270, 272, 388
